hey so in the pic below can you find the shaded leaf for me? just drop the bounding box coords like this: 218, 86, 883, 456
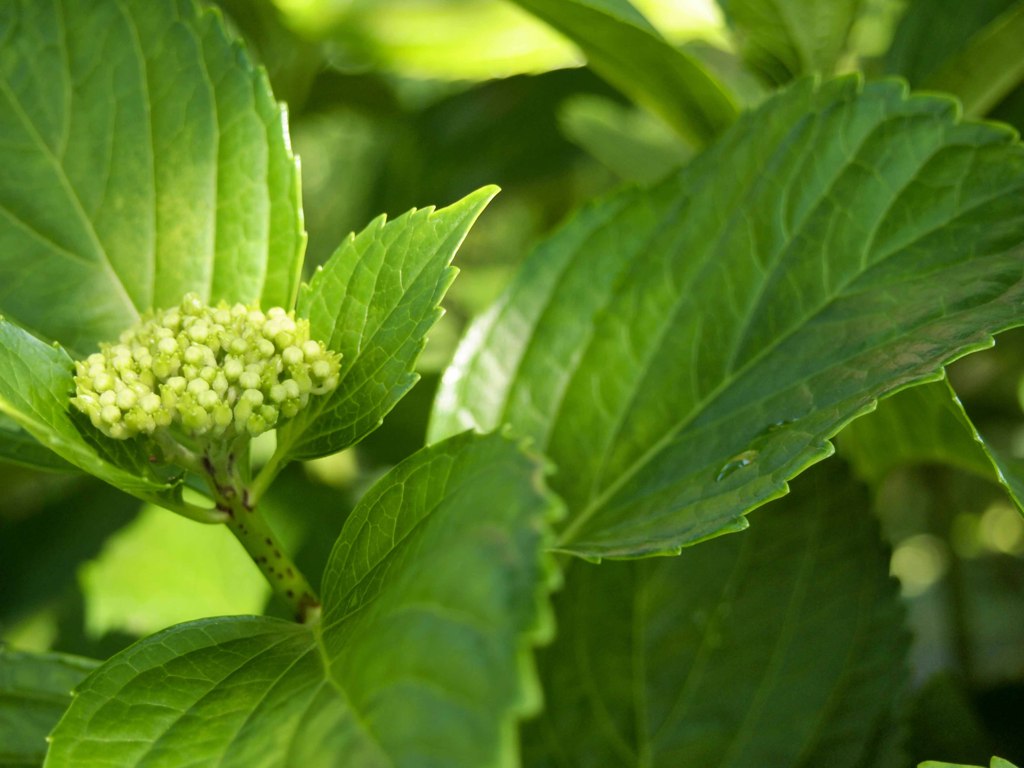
884, 0, 1021, 95
273, 187, 497, 463
917, 3, 1024, 118
522, 461, 907, 767
559, 94, 692, 184
46, 432, 560, 767
508, 0, 739, 146
430, 76, 1024, 559
0, 0, 303, 356
717, 0, 864, 85
0, 647, 97, 768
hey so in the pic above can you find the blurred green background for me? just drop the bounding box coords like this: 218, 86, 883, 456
2, 0, 1023, 764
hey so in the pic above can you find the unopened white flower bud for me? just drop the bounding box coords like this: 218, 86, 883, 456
71, 292, 341, 445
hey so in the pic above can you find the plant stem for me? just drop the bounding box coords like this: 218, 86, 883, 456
199, 440, 321, 624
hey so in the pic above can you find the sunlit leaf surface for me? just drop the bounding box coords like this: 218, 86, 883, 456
0, 0, 304, 356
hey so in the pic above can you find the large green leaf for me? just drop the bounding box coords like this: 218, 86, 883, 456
0, 0, 304, 357
507, 0, 738, 146
271, 187, 497, 465
0, 319, 185, 510
838, 377, 1024, 509
921, 759, 1020, 768
716, 0, 863, 85
0, 647, 97, 768
522, 462, 907, 767
46, 432, 560, 767
430, 76, 1024, 559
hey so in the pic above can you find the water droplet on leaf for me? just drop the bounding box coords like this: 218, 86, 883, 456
715, 450, 759, 482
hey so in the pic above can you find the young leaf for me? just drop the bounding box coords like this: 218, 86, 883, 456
430, 76, 1024, 559
921, 759, 1021, 768
0, 319, 182, 508
508, 0, 738, 146
272, 187, 497, 464
46, 432, 560, 767
522, 462, 907, 767
838, 377, 1024, 509
0, 0, 303, 356
0, 647, 97, 767
716, 0, 863, 85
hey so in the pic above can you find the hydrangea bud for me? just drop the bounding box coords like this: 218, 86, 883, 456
71, 293, 341, 442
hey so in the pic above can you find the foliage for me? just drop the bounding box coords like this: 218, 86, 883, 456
1, 0, 1023, 766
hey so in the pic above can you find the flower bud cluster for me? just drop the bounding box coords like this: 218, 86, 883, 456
72, 293, 340, 441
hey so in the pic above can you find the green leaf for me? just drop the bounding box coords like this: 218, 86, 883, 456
0, 647, 97, 768
920, 759, 1021, 768
0, 0, 303, 356
838, 377, 1024, 510
0, 319, 183, 509
522, 462, 907, 767
46, 432, 560, 767
0, 414, 74, 473
716, 0, 864, 85
273, 187, 498, 464
508, 0, 739, 146
430, 76, 1024, 559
